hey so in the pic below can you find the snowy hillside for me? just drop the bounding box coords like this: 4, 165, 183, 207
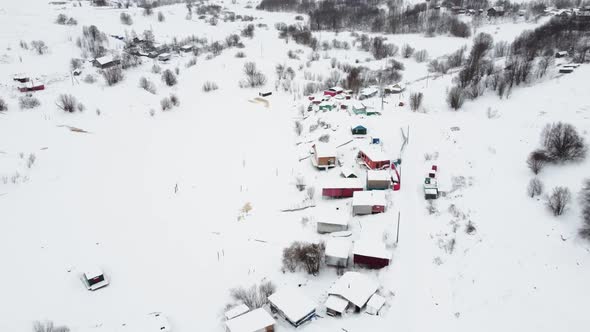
1, 1, 590, 332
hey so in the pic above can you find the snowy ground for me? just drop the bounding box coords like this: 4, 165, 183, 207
1, 1, 590, 332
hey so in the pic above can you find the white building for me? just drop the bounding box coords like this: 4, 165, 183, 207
325, 238, 351, 267
352, 190, 386, 216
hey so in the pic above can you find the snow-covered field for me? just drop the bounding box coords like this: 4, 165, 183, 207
1, 1, 590, 332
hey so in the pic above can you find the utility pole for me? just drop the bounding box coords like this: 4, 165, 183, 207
396, 211, 401, 244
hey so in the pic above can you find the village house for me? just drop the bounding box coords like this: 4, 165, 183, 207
322, 178, 364, 198
351, 101, 366, 115
158, 53, 171, 62
384, 83, 404, 94
352, 190, 386, 215
487, 6, 505, 17
312, 143, 337, 169
325, 237, 351, 267
353, 241, 390, 269
340, 166, 358, 178
317, 219, 348, 234
319, 100, 336, 111
324, 86, 344, 97
366, 170, 392, 190
92, 55, 120, 69
359, 86, 378, 100
351, 125, 367, 136
358, 147, 390, 170
225, 308, 275, 332
180, 44, 194, 53
268, 288, 316, 327
326, 272, 379, 316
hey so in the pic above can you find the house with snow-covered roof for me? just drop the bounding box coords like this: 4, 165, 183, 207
352, 190, 386, 215
268, 288, 316, 327
326, 272, 379, 315
225, 308, 275, 332
324, 237, 351, 267
353, 241, 390, 269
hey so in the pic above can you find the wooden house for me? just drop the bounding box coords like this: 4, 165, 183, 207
487, 6, 505, 16
326, 272, 379, 314
92, 55, 120, 69
352, 191, 386, 215
353, 241, 390, 269
225, 308, 275, 332
312, 143, 337, 169
358, 148, 390, 170
322, 179, 364, 198
317, 219, 348, 234
351, 125, 367, 135
18, 80, 45, 92
268, 288, 316, 327
180, 44, 194, 52
325, 238, 351, 267
340, 167, 357, 178
366, 170, 392, 190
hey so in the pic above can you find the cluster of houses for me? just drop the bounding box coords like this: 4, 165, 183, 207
548, 5, 590, 21
307, 83, 404, 116
13, 74, 45, 92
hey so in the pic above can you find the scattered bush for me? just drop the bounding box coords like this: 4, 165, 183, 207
402, 44, 415, 58
152, 64, 162, 74
228, 281, 275, 310
547, 186, 571, 216
56, 13, 68, 24
77, 25, 107, 58
282, 241, 325, 275
70, 58, 83, 71
161, 69, 177, 86
527, 178, 544, 198
120, 12, 133, 25
19, 96, 41, 109
541, 122, 587, 162
235, 51, 246, 58
185, 57, 197, 68
527, 149, 549, 174
157, 11, 165, 22
409, 92, 423, 111
169, 93, 180, 107
33, 321, 70, 332
579, 179, 590, 239
294, 121, 303, 136
83, 74, 96, 84
0, 97, 7, 112
161, 97, 173, 111
30, 40, 48, 55
56, 94, 80, 113
202, 81, 219, 92
139, 77, 156, 94
241, 24, 255, 38
413, 49, 428, 62
240, 62, 266, 88
102, 67, 124, 86
447, 86, 464, 110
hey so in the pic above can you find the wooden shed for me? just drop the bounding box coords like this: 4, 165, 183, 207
358, 148, 390, 170
353, 241, 390, 269
352, 191, 386, 215
317, 219, 348, 234
225, 308, 275, 332
325, 238, 351, 267
312, 143, 337, 169
322, 179, 364, 198
351, 125, 367, 135
366, 170, 392, 190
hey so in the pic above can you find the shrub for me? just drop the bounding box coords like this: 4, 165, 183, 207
83, 74, 96, 84
527, 149, 549, 174
241, 24, 255, 38
19, 96, 40, 109
447, 86, 464, 110
240, 62, 266, 88
282, 241, 325, 275
527, 178, 544, 198
143, 3, 153, 15
33, 321, 70, 332
120, 12, 133, 25
235, 51, 246, 58
0, 97, 7, 111
169, 93, 180, 106
121, 53, 142, 69
161, 97, 173, 111
413, 49, 428, 62
102, 67, 124, 86
67, 17, 78, 25
56, 13, 68, 24
410, 92, 423, 111
30, 40, 48, 55
56, 94, 79, 113
185, 57, 197, 68
151, 64, 162, 74
541, 122, 587, 162
402, 44, 415, 58
579, 179, 590, 239
547, 186, 571, 216
139, 77, 156, 94
157, 11, 165, 22
202, 81, 218, 92
161, 69, 177, 86
229, 281, 275, 309
70, 58, 83, 71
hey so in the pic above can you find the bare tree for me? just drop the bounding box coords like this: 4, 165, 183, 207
229, 281, 275, 309
102, 67, 124, 86
546, 186, 571, 216
56, 94, 80, 113
19, 96, 41, 109
157, 11, 165, 22
202, 81, 219, 92
30, 40, 48, 55
161, 69, 177, 86
120, 12, 133, 25
410, 92, 423, 111
447, 86, 464, 110
579, 179, 590, 239
33, 321, 70, 332
527, 149, 549, 174
541, 122, 587, 162
281, 241, 325, 275
0, 97, 7, 112
240, 62, 266, 88
402, 43, 415, 58
527, 178, 544, 198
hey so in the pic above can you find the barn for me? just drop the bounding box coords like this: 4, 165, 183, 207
317, 219, 348, 234
366, 170, 392, 190
268, 288, 316, 327
225, 308, 275, 332
353, 241, 390, 269
322, 179, 364, 198
352, 191, 386, 215
358, 148, 390, 170
325, 238, 351, 267
92, 55, 120, 69
327, 272, 378, 313
312, 143, 337, 169
351, 125, 367, 135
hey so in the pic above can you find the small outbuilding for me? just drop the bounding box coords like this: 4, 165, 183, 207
158, 53, 171, 61
322, 178, 364, 198
351, 102, 366, 115
327, 272, 379, 312
559, 67, 574, 73
319, 101, 336, 111
92, 55, 120, 69
259, 91, 272, 97
225, 308, 275, 332
367, 170, 392, 190
82, 268, 109, 291
225, 304, 250, 320
325, 294, 350, 317
268, 288, 316, 327
351, 125, 367, 136
317, 219, 348, 234
312, 143, 337, 169
325, 238, 351, 267
353, 241, 390, 269
352, 190, 386, 215
358, 148, 390, 170
366, 294, 386, 315
180, 44, 194, 52
384, 83, 404, 94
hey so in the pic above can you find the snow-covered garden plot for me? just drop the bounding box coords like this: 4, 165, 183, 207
1, 0, 590, 332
